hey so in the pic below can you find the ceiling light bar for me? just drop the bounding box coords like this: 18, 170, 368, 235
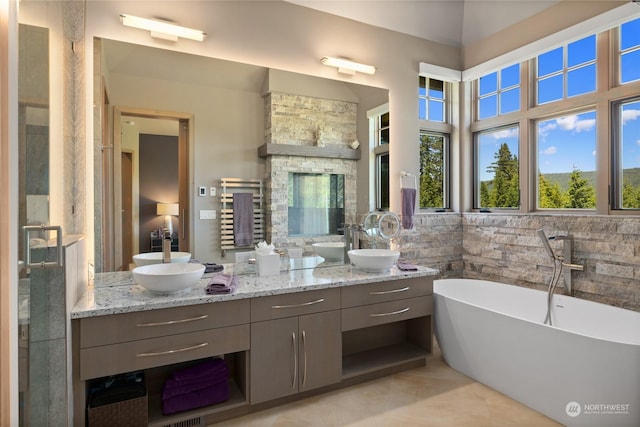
120, 14, 206, 42
321, 57, 376, 75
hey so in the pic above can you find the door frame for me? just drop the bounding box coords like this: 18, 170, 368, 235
106, 107, 192, 270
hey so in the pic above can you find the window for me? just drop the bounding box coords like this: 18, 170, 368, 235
477, 64, 520, 120
612, 98, 640, 209
419, 77, 445, 122
536, 35, 596, 105
369, 106, 389, 210
475, 126, 520, 209
419, 132, 448, 209
620, 18, 640, 84
288, 173, 345, 236
537, 111, 596, 209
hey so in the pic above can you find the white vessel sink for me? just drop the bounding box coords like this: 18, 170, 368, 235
312, 242, 345, 261
347, 249, 400, 272
133, 251, 191, 266
132, 263, 205, 294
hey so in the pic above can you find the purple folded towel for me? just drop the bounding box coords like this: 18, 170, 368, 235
163, 374, 228, 400
190, 260, 224, 273
397, 261, 419, 271
205, 273, 238, 294
168, 358, 228, 383
162, 382, 230, 415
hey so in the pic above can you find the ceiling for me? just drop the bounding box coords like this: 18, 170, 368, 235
286, 0, 561, 47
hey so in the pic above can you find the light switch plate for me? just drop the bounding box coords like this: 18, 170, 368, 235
210, 187, 216, 197
200, 210, 216, 220
199, 186, 206, 197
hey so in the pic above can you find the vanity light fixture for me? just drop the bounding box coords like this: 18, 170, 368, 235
120, 14, 206, 42
321, 57, 376, 75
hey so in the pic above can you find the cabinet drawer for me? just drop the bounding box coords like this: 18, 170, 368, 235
342, 296, 433, 331
80, 299, 250, 348
80, 324, 250, 380
341, 277, 432, 308
251, 288, 341, 322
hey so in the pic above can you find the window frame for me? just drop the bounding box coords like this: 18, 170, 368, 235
418, 130, 450, 210
368, 104, 390, 211
611, 96, 640, 211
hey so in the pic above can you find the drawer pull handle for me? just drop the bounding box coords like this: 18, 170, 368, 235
136, 342, 208, 358
369, 286, 410, 295
136, 314, 208, 327
370, 307, 410, 317
272, 298, 325, 310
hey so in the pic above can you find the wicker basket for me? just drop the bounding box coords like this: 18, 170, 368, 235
88, 394, 148, 427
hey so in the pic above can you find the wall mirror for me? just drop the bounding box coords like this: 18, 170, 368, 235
95, 37, 388, 272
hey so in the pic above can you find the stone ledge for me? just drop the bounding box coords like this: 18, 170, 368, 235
258, 143, 360, 160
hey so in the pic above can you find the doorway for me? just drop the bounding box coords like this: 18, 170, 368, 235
102, 107, 191, 272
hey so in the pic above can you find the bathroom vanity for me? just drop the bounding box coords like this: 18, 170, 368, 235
71, 261, 438, 426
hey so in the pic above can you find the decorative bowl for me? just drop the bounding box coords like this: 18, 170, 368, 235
133, 251, 191, 266
347, 249, 400, 272
131, 262, 205, 294
312, 242, 345, 261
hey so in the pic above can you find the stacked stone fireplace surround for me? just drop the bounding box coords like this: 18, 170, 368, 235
263, 92, 639, 312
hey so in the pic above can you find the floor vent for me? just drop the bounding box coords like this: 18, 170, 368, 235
161, 416, 204, 427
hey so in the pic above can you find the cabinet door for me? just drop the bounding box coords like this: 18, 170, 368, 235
250, 317, 298, 404
298, 310, 341, 393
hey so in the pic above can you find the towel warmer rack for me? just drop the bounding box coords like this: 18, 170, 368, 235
400, 170, 417, 189
220, 178, 264, 256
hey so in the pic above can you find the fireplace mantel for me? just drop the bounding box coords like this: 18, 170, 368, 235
258, 143, 361, 160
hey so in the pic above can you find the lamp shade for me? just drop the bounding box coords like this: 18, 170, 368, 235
157, 203, 179, 216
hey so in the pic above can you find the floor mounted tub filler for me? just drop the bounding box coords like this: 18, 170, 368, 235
434, 278, 640, 427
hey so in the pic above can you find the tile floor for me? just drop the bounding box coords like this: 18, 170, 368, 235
215, 341, 561, 426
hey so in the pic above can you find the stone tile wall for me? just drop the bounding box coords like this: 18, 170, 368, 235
397, 212, 639, 311
264, 92, 358, 249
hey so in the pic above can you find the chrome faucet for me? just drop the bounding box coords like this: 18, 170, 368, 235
343, 223, 362, 263
162, 227, 172, 263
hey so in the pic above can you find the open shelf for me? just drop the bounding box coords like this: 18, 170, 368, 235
147, 379, 247, 427
257, 143, 361, 160
342, 343, 428, 379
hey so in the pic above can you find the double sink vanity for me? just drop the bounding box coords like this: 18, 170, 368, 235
71, 258, 438, 426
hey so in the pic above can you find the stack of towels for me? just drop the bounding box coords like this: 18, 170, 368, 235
205, 273, 238, 295
161, 358, 230, 415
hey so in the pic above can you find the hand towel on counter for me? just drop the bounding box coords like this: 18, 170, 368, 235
233, 192, 254, 246
401, 187, 416, 230
397, 261, 419, 271
205, 273, 238, 294
189, 259, 224, 273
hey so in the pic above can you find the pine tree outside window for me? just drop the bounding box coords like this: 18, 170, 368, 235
475, 126, 520, 209
612, 97, 640, 209
536, 111, 597, 210
419, 132, 448, 209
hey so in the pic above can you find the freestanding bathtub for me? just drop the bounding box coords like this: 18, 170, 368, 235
434, 278, 640, 427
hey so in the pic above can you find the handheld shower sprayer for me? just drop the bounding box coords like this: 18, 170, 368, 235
537, 229, 556, 260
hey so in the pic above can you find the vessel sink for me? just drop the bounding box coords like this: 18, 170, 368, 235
132, 263, 205, 294
133, 251, 191, 266
347, 249, 400, 272
312, 242, 345, 261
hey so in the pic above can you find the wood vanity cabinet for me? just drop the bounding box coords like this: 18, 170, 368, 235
73, 300, 251, 427
250, 288, 342, 404
340, 277, 434, 379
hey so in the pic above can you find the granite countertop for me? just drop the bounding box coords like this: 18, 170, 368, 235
71, 261, 439, 319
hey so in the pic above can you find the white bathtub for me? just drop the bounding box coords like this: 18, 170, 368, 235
434, 278, 640, 427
